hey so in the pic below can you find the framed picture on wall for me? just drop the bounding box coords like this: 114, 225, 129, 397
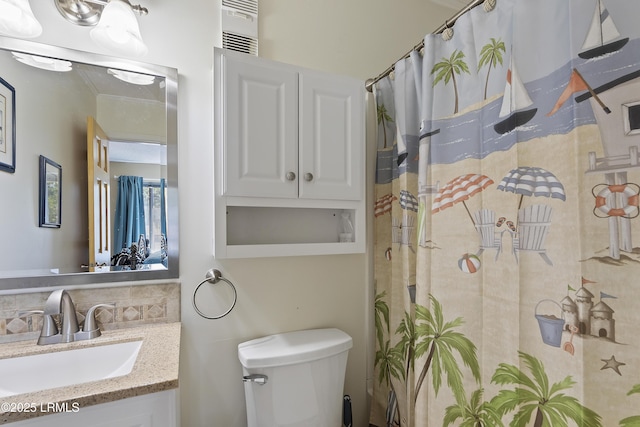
0, 76, 15, 173
39, 156, 62, 228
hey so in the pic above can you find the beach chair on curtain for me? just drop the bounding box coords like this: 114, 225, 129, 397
472, 209, 504, 261
511, 204, 553, 266
392, 215, 416, 253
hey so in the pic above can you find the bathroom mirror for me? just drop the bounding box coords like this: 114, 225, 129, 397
0, 36, 178, 290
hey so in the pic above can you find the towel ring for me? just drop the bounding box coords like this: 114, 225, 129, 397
192, 269, 237, 319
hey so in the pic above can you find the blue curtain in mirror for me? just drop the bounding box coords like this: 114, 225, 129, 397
113, 176, 146, 252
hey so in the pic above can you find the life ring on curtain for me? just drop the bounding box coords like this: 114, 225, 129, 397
592, 183, 640, 218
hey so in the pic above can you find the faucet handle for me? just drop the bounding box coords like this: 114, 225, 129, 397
76, 304, 115, 340
18, 310, 59, 338
23, 310, 62, 345
19, 310, 58, 335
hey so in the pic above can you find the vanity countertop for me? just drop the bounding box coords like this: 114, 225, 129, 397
0, 322, 180, 424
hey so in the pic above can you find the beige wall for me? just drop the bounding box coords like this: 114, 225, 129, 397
259, 0, 454, 82
23, 0, 453, 425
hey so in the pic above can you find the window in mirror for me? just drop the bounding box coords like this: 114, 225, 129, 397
143, 180, 166, 255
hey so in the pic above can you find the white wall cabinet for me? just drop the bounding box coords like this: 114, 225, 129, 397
7, 390, 179, 427
222, 53, 299, 199
214, 48, 365, 258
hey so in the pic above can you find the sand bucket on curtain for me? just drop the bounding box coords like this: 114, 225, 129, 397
535, 299, 565, 347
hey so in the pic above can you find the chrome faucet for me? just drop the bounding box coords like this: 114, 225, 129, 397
40, 289, 79, 345
31, 289, 114, 345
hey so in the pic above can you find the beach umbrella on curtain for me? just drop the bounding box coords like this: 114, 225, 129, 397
497, 166, 566, 209
374, 193, 398, 217
432, 173, 494, 225
399, 190, 419, 212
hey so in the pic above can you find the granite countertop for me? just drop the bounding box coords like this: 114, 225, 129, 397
0, 322, 180, 424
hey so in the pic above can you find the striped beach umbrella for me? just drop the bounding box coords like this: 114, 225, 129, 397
399, 190, 419, 212
497, 166, 566, 209
432, 173, 494, 224
374, 193, 397, 217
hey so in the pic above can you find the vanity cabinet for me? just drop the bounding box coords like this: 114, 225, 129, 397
214, 48, 365, 258
7, 390, 178, 427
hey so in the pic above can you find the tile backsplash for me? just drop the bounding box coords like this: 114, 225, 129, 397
0, 282, 180, 344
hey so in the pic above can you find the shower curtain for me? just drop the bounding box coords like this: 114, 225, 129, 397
371, 0, 640, 426
113, 175, 146, 252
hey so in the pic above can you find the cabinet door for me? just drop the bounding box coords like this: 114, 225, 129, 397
299, 70, 364, 200
222, 54, 299, 198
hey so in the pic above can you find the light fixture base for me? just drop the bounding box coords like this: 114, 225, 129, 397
54, 0, 103, 26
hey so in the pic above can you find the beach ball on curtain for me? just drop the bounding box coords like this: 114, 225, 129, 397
458, 253, 481, 273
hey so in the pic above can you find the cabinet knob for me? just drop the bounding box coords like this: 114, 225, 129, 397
286, 172, 296, 181
304, 173, 314, 182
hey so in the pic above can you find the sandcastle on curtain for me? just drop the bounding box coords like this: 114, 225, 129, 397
371, 0, 640, 426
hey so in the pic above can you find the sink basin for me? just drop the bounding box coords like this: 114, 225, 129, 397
0, 340, 142, 397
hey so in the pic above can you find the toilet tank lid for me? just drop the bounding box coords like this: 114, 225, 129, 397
238, 328, 353, 368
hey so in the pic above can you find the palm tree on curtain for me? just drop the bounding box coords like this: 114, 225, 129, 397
620, 384, 640, 426
394, 311, 416, 384
478, 37, 506, 100
375, 341, 405, 426
377, 103, 394, 149
413, 295, 481, 405
490, 351, 602, 427
375, 291, 390, 348
374, 292, 404, 426
431, 49, 470, 115
443, 388, 504, 427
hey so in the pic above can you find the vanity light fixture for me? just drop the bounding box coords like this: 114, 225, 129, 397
0, 0, 43, 38
88, 0, 148, 57
12, 52, 73, 72
107, 68, 155, 85
0, 0, 149, 57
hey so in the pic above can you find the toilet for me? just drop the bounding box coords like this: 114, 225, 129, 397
238, 328, 353, 427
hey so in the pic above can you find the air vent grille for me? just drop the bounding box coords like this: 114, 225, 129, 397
223, 32, 259, 56
221, 0, 258, 55
222, 0, 258, 16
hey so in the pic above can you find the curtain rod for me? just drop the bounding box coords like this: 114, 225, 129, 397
365, 0, 486, 92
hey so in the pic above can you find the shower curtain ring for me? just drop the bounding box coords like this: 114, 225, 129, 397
483, 0, 497, 12
442, 21, 454, 41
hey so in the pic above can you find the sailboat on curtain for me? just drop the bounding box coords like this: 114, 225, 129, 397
493, 57, 537, 134
579, 0, 628, 59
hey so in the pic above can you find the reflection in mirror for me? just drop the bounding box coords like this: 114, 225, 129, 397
0, 36, 178, 290
39, 155, 62, 228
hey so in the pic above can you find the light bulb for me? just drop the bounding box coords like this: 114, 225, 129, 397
90, 0, 147, 57
0, 0, 42, 38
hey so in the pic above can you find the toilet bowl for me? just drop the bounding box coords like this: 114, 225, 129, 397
238, 328, 353, 427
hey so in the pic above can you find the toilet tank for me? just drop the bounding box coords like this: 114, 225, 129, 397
238, 328, 353, 427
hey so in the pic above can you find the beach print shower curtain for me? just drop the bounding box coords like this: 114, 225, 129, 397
371, 0, 640, 426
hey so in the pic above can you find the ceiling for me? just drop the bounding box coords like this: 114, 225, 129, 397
74, 61, 165, 103
110, 140, 167, 164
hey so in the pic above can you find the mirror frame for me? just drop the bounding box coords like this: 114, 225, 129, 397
0, 36, 179, 291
